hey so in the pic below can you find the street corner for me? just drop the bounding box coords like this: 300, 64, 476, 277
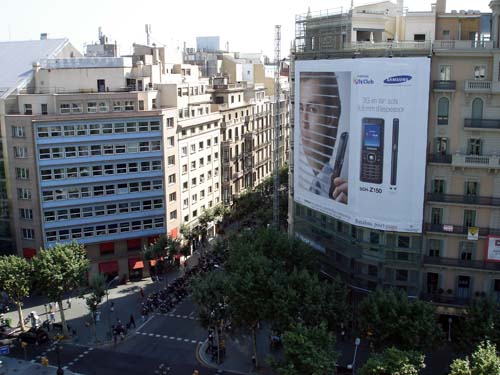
196, 339, 217, 369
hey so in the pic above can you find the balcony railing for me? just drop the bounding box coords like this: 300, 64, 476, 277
464, 118, 500, 130
433, 80, 456, 91
433, 40, 493, 50
427, 193, 500, 207
424, 223, 500, 237
421, 293, 470, 307
465, 80, 492, 92
427, 153, 452, 164
423, 255, 500, 271
452, 153, 500, 169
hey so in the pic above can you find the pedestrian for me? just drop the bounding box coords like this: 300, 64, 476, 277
110, 302, 115, 313
48, 302, 53, 312
140, 287, 145, 299
340, 322, 346, 342
95, 311, 101, 322
66, 298, 72, 309
112, 325, 118, 345
129, 314, 136, 329
49, 311, 55, 325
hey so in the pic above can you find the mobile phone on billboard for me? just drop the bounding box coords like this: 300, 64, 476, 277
360, 118, 384, 184
329, 132, 349, 199
390, 119, 399, 187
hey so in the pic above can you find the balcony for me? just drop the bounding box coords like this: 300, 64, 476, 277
423, 255, 500, 272
427, 153, 452, 164
427, 193, 500, 207
464, 80, 492, 93
452, 153, 500, 169
464, 118, 500, 130
421, 292, 470, 307
424, 223, 500, 237
433, 80, 456, 91
433, 40, 493, 50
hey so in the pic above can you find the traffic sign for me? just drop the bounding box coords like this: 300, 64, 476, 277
0, 345, 9, 355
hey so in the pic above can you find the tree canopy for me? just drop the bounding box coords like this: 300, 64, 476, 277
449, 341, 500, 375
360, 347, 426, 375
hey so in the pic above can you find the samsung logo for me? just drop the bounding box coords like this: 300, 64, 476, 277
384, 75, 412, 84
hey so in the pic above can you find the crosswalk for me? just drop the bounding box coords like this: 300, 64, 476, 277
135, 331, 203, 345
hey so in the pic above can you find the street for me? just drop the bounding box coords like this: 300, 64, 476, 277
7, 295, 235, 375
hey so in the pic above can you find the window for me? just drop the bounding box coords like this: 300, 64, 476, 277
99, 102, 109, 112
432, 179, 445, 194
183, 181, 188, 190
428, 239, 441, 257
15, 168, 29, 179
71, 103, 82, 113
369, 232, 379, 244
413, 34, 425, 41
166, 118, 174, 128
395, 269, 408, 281
181, 146, 188, 157
199, 141, 204, 150
170, 210, 177, 220
23, 104, 32, 115
20, 208, 33, 220
474, 66, 486, 80
465, 180, 478, 198
183, 198, 189, 208
398, 236, 410, 248
431, 207, 443, 225
467, 138, 482, 155
457, 275, 471, 298
124, 101, 135, 111
435, 137, 448, 155
191, 161, 196, 170
60, 103, 70, 114
471, 98, 483, 120
494, 280, 500, 303
12, 126, 25, 138
14, 146, 27, 158
192, 194, 197, 203
191, 144, 196, 154
168, 174, 176, 184
17, 188, 31, 200
439, 65, 451, 81
168, 155, 175, 166
192, 210, 198, 217
460, 241, 475, 261
113, 101, 123, 112
87, 102, 97, 113
463, 209, 476, 228
192, 178, 197, 186
22, 228, 34, 240
437, 97, 449, 125
167, 137, 175, 147
442, 30, 450, 39
41, 104, 48, 115
169, 192, 176, 202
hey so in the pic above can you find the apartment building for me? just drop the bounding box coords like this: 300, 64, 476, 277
423, 3, 500, 313
1, 43, 184, 281
291, 0, 500, 314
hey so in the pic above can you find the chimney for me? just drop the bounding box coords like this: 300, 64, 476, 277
40, 33, 48, 40
435, 0, 446, 14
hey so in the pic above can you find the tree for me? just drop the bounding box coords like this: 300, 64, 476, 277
360, 347, 426, 375
0, 256, 32, 331
32, 242, 89, 337
449, 341, 500, 375
84, 274, 106, 342
190, 270, 229, 329
358, 288, 442, 351
454, 297, 500, 352
274, 322, 338, 375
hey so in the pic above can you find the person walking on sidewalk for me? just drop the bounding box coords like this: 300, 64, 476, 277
66, 298, 72, 309
140, 287, 145, 299
129, 314, 136, 329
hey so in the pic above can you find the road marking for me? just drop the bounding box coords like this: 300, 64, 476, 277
155, 334, 161, 338
182, 315, 187, 318
163, 335, 167, 338
30, 360, 35, 363
176, 315, 181, 318
191, 340, 197, 343
36, 355, 41, 359
170, 336, 175, 340
69, 362, 74, 366
149, 333, 155, 337
177, 337, 182, 341
78, 354, 84, 358
83, 351, 88, 355
63, 366, 68, 370
88, 347, 94, 351
184, 338, 189, 342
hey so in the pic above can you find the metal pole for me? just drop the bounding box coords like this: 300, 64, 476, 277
448, 317, 452, 342
352, 338, 360, 375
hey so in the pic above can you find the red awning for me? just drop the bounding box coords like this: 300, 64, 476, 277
23, 248, 36, 259
129, 258, 144, 270
127, 238, 142, 251
99, 261, 119, 274
149, 259, 157, 267
170, 227, 178, 239
100, 242, 114, 252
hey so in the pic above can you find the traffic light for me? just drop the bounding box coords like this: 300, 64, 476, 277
41, 356, 49, 367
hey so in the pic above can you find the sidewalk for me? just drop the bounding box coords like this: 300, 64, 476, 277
2, 267, 185, 347
197, 323, 275, 375
0, 355, 82, 375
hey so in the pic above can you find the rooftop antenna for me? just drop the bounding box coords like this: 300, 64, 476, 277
273, 25, 281, 229
145, 24, 152, 46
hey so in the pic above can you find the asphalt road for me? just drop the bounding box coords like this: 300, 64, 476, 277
8, 296, 238, 375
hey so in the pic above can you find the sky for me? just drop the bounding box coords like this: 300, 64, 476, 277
0, 0, 492, 58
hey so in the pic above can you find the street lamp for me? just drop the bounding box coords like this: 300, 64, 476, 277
448, 317, 452, 342
347, 338, 361, 375
105, 276, 120, 339
55, 343, 64, 375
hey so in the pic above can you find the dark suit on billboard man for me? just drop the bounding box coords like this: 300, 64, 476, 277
299, 72, 348, 204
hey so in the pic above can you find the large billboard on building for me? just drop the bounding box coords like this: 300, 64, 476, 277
486, 235, 500, 262
294, 57, 430, 233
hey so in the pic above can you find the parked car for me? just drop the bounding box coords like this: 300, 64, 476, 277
18, 327, 49, 345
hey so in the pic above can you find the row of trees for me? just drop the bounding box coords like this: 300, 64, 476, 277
190, 228, 349, 373
0, 242, 89, 337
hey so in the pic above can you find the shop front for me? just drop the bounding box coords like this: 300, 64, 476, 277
128, 257, 144, 281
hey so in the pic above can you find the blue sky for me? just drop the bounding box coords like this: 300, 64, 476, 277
0, 0, 491, 58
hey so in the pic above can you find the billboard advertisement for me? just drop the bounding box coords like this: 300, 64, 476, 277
294, 57, 430, 233
486, 235, 500, 262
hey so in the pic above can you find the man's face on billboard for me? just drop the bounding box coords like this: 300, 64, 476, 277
299, 74, 340, 173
